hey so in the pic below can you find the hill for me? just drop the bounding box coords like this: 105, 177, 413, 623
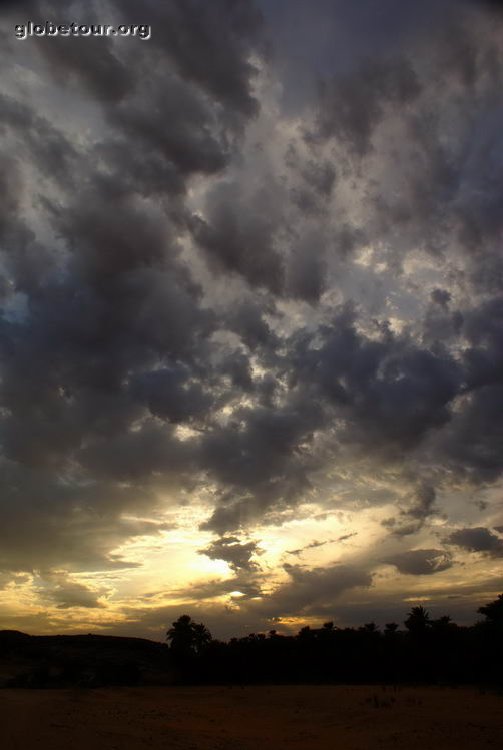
0, 630, 174, 688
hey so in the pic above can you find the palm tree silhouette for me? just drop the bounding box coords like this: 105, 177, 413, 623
404, 606, 430, 634
166, 615, 212, 655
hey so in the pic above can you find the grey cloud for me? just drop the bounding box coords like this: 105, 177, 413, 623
33, 33, 133, 103
109, 77, 230, 179
447, 527, 503, 556
174, 576, 262, 602
287, 539, 333, 556
198, 536, 261, 573
35, 572, 106, 610
289, 305, 462, 451
463, 296, 503, 391
255, 563, 372, 617
312, 57, 421, 155
199, 402, 323, 533
382, 484, 438, 537
408, 484, 437, 520
130, 366, 212, 424
431, 289, 452, 308
225, 299, 279, 351
286, 533, 356, 557
475, 0, 503, 11
440, 385, 503, 482
287, 151, 336, 219
115, 0, 263, 116
78, 422, 195, 482
191, 181, 285, 294
0, 93, 76, 189
0, 459, 163, 572
384, 549, 453, 576
1, 0, 503, 624
221, 351, 254, 393
287, 235, 327, 303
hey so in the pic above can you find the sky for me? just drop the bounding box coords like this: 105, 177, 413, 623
0, 0, 502, 640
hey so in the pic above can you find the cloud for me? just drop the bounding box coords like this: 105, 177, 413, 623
382, 483, 438, 537
115, 0, 264, 116
191, 181, 285, 294
0, 572, 29, 591
254, 563, 373, 617
1, 0, 503, 634
439, 385, 503, 482
286, 533, 356, 557
34, 572, 107, 610
312, 57, 421, 155
198, 536, 262, 573
447, 527, 503, 557
384, 549, 453, 576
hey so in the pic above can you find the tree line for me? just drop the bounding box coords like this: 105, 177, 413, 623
165, 594, 503, 686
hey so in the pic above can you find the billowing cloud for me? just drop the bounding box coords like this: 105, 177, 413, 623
34, 572, 107, 609
384, 549, 453, 576
254, 563, 373, 617
1, 0, 502, 635
198, 536, 262, 573
447, 527, 503, 557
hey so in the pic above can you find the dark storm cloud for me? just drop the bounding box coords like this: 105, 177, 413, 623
199, 401, 324, 533
0, 0, 37, 9
312, 57, 421, 155
287, 236, 328, 303
384, 549, 453, 576
1, 0, 503, 634
108, 77, 231, 179
0, 0, 268, 582
431, 289, 452, 309
35, 572, 105, 610
78, 422, 195, 482
0, 154, 21, 237
473, 0, 503, 11
191, 181, 285, 294
198, 536, 261, 573
32, 35, 133, 103
440, 385, 503, 482
224, 299, 279, 351
0, 458, 172, 572
115, 0, 263, 116
289, 304, 462, 451
167, 558, 373, 622
383, 484, 438, 537
130, 366, 212, 424
255, 563, 372, 617
447, 527, 503, 556
221, 350, 254, 392
0, 93, 76, 188
174, 576, 263, 602
463, 296, 503, 390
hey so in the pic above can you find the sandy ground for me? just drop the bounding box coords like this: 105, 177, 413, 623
0, 684, 501, 750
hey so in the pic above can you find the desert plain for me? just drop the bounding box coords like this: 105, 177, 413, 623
0, 684, 501, 750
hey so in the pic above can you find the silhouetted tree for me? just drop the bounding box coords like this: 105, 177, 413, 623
166, 615, 212, 656
384, 622, 399, 635
191, 621, 212, 653
431, 615, 454, 632
360, 622, 379, 633
478, 593, 503, 629
404, 606, 430, 634
158, 594, 503, 687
